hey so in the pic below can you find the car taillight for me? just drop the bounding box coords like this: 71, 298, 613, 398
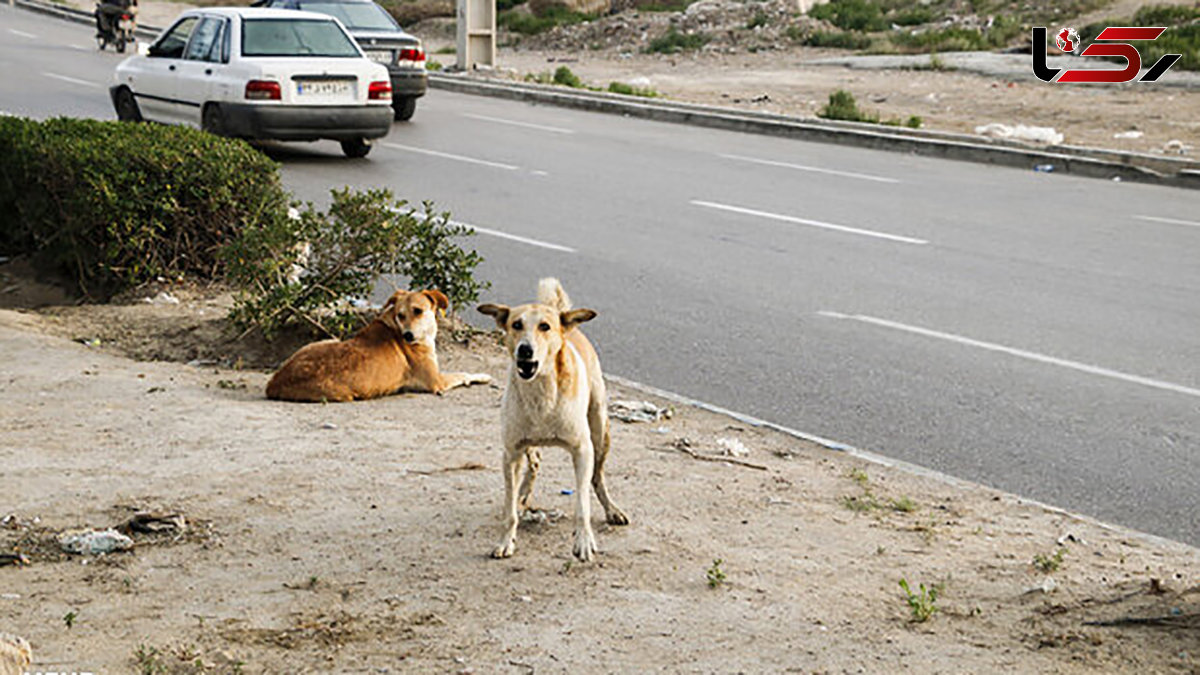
397, 47, 425, 62
368, 80, 392, 100
120, 13, 132, 19
245, 80, 281, 101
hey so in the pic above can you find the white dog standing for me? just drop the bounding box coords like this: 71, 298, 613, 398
478, 278, 628, 561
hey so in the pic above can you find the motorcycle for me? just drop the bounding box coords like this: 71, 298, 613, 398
95, 3, 137, 53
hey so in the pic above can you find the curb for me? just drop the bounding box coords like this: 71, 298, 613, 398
428, 72, 1200, 191
605, 374, 1200, 556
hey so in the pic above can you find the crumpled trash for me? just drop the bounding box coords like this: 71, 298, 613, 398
717, 437, 750, 458
120, 512, 186, 535
0, 553, 31, 567
1023, 577, 1058, 595
521, 509, 565, 524
1163, 139, 1192, 155
142, 291, 180, 305
628, 76, 652, 87
609, 399, 673, 423
974, 123, 1063, 146
1057, 532, 1085, 546
1112, 130, 1144, 139
58, 528, 134, 555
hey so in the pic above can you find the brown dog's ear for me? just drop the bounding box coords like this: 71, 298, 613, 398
423, 289, 449, 312
560, 308, 596, 330
477, 303, 510, 328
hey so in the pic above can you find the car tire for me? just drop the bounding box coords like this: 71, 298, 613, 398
116, 37, 126, 53
341, 137, 372, 158
114, 87, 142, 123
393, 96, 417, 122
202, 104, 226, 137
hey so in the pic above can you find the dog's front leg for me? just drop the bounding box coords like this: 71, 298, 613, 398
571, 437, 597, 562
491, 443, 523, 559
432, 371, 493, 396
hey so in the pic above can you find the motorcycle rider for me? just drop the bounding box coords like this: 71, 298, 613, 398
95, 0, 136, 42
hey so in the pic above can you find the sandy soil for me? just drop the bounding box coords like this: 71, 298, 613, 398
2, 270, 1200, 673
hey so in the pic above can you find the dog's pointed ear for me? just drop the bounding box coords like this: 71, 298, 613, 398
477, 303, 510, 328
423, 289, 449, 313
561, 308, 596, 330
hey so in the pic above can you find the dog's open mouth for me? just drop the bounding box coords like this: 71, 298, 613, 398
516, 360, 539, 380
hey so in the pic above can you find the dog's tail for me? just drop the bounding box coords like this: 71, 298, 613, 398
537, 277, 571, 312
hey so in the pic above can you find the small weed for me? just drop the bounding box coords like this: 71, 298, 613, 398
706, 558, 727, 588
524, 70, 554, 84
133, 643, 167, 675
746, 10, 769, 29
889, 496, 918, 513
552, 65, 584, 88
426, 59, 443, 71
217, 379, 246, 390
840, 493, 881, 512
1033, 547, 1067, 573
646, 27, 710, 54
846, 467, 870, 487
899, 578, 940, 622
818, 89, 878, 123
63, 610, 77, 629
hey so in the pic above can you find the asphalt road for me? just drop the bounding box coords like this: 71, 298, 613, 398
3, 5, 1199, 546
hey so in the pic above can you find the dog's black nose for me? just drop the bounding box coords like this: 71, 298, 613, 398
517, 343, 533, 360
403, 331, 414, 342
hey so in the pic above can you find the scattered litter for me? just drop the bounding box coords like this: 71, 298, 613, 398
766, 496, 790, 505
560, 488, 575, 496
120, 511, 186, 536
186, 359, 219, 368
717, 437, 750, 458
521, 509, 565, 524
77, 337, 101, 348
1056, 532, 1085, 546
1024, 577, 1058, 595
142, 291, 180, 305
1163, 139, 1192, 155
649, 426, 672, 435
516, 595, 532, 603
974, 123, 1063, 145
1112, 176, 1122, 182
629, 76, 652, 87
609, 399, 672, 423
663, 437, 768, 471
1112, 130, 1143, 139
321, 422, 338, 430
1033, 164, 1055, 173
0, 594, 19, 600
0, 553, 31, 567
58, 528, 134, 555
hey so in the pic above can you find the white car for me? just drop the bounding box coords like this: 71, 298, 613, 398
110, 7, 394, 157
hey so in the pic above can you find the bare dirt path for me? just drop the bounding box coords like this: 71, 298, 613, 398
2, 290, 1199, 673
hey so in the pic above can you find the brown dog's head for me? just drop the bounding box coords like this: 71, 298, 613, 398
380, 289, 448, 345
477, 301, 595, 381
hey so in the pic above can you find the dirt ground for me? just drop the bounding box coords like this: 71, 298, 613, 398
2, 267, 1200, 673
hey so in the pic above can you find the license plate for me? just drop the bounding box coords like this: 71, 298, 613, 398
295, 80, 352, 97
365, 50, 393, 65
118, 18, 133, 30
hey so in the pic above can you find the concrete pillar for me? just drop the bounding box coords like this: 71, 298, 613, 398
456, 0, 496, 70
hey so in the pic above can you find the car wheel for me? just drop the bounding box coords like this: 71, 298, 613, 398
115, 37, 126, 53
393, 96, 417, 122
341, 137, 372, 158
114, 87, 142, 123
97, 35, 107, 50
202, 104, 225, 137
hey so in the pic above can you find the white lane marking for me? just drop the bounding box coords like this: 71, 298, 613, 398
691, 200, 928, 245
70, 45, 91, 51
382, 142, 519, 171
819, 311, 1200, 400
530, 170, 549, 177
43, 72, 101, 88
1134, 215, 1200, 229
399, 209, 576, 253
719, 153, 900, 184
462, 113, 574, 135
8, 29, 38, 39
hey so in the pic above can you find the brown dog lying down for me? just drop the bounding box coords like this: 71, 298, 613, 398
266, 289, 491, 402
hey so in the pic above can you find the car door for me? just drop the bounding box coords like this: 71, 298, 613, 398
174, 16, 229, 127
136, 16, 199, 123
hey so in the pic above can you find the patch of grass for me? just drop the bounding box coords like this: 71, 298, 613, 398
846, 467, 870, 487
818, 89, 879, 123
706, 558, 727, 587
132, 644, 167, 675
889, 496, 918, 513
809, 0, 887, 32
746, 10, 770, 29
899, 578, 941, 622
840, 493, 882, 512
608, 81, 659, 97
892, 6, 933, 26
426, 59, 443, 71
646, 27, 710, 53
434, 45, 456, 54
801, 29, 873, 49
498, 5, 595, 35
636, 0, 694, 11
1033, 547, 1067, 573
524, 70, 554, 84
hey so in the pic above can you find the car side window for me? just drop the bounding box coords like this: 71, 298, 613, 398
184, 17, 223, 62
149, 17, 198, 59
220, 18, 232, 63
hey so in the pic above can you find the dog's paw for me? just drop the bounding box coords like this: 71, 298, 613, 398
491, 539, 516, 559
606, 509, 630, 526
469, 373, 492, 385
572, 530, 596, 562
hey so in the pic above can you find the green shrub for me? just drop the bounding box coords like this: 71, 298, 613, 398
891, 6, 933, 26
801, 29, 872, 49
817, 89, 878, 123
553, 65, 584, 88
498, 4, 593, 34
809, 0, 887, 32
1133, 4, 1200, 27
223, 188, 487, 339
0, 116, 287, 298
608, 81, 659, 97
646, 27, 711, 53
746, 10, 770, 29
1082, 6, 1200, 71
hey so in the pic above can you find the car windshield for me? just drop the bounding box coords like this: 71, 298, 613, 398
241, 18, 360, 57
301, 1, 398, 30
